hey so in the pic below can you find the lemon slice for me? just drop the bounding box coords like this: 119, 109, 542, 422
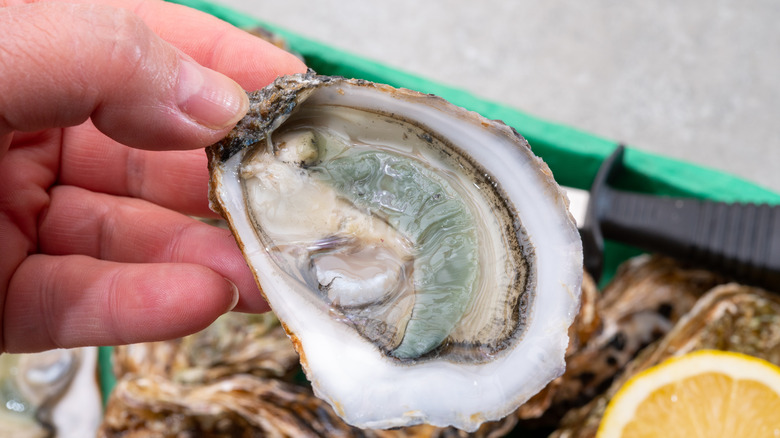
597, 350, 780, 438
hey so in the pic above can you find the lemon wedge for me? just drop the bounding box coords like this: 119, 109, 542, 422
597, 350, 780, 438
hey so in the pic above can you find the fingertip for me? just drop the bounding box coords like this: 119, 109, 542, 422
4, 256, 246, 352
232, 291, 272, 314
222, 266, 270, 314
206, 231, 271, 314
176, 57, 249, 130
118, 264, 238, 339
223, 277, 240, 312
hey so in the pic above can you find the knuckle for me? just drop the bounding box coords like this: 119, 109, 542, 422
73, 5, 173, 88
91, 8, 153, 82
102, 9, 149, 66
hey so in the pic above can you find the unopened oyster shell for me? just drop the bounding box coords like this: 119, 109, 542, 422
207, 72, 582, 431
552, 283, 780, 438
512, 255, 725, 429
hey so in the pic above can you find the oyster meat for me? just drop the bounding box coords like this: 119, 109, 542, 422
0, 348, 101, 438
207, 72, 582, 431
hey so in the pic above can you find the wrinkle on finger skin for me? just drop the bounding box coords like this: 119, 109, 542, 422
107, 0, 307, 88
0, 216, 30, 352
3, 254, 236, 352
74, 4, 181, 129
90, 4, 173, 92
3, 5, 137, 128
19, 0, 307, 88
3, 254, 75, 351
0, 132, 61, 247
122, 147, 150, 214
0, 5, 81, 129
37, 186, 269, 312
1, 1, 247, 149
60, 122, 215, 216
0, 3, 173, 131
38, 255, 71, 349
103, 265, 128, 346
0, 132, 11, 159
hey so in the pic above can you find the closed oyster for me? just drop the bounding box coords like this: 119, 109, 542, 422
207, 72, 582, 431
552, 283, 780, 438
112, 312, 300, 384
512, 255, 726, 430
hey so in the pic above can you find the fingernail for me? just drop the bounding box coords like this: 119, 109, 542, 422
177, 58, 248, 129
224, 278, 240, 312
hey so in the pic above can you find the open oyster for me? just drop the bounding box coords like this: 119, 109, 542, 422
552, 283, 780, 438
1, 348, 101, 438
207, 72, 582, 431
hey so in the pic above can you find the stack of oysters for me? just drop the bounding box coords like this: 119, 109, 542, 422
99, 254, 780, 437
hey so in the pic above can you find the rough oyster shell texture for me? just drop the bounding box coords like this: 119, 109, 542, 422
1, 347, 102, 438
99, 253, 780, 436
552, 280, 780, 438
100, 311, 512, 438
101, 313, 425, 437
206, 72, 583, 430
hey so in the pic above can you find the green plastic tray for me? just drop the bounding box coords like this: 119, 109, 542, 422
167, 0, 780, 281
99, 0, 780, 409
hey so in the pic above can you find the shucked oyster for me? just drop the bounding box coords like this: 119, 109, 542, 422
207, 72, 582, 431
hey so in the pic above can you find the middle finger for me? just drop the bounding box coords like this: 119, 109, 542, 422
38, 184, 268, 313
60, 120, 215, 218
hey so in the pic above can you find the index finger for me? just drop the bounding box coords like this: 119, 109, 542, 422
48, 0, 306, 90
49, 0, 307, 213
61, 121, 216, 217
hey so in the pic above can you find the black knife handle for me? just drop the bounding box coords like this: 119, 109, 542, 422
598, 190, 780, 289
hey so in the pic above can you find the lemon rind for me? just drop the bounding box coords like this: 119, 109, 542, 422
597, 349, 780, 438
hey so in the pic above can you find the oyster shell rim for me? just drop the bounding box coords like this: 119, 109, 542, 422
206, 72, 583, 432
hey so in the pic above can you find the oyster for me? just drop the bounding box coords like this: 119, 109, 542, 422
113, 312, 300, 384
207, 72, 582, 431
0, 348, 101, 438
102, 313, 438, 437
510, 255, 725, 431
552, 283, 780, 438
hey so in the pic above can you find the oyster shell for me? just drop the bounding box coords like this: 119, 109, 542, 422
113, 312, 300, 384
102, 313, 438, 438
0, 348, 101, 438
207, 72, 582, 431
552, 283, 780, 438
510, 255, 725, 432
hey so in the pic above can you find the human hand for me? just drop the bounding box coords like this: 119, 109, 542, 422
0, 0, 307, 353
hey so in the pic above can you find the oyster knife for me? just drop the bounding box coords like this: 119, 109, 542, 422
566, 146, 780, 290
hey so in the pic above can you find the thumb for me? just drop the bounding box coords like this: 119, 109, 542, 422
0, 2, 250, 150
